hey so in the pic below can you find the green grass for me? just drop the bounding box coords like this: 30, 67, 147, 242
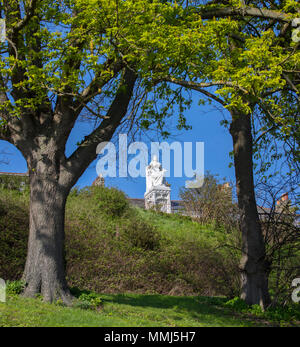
0, 293, 279, 327
1, 186, 299, 327
136, 208, 216, 242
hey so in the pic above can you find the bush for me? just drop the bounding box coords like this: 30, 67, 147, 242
121, 216, 161, 251
225, 296, 300, 323
0, 191, 29, 281
90, 186, 130, 218
72, 294, 103, 311
261, 206, 300, 305
180, 172, 240, 232
77, 292, 103, 310
0, 203, 6, 217
225, 297, 249, 311
70, 288, 103, 310
0, 175, 29, 191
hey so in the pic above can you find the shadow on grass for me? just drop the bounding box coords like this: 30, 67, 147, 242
70, 287, 239, 321
70, 287, 276, 326
104, 293, 227, 311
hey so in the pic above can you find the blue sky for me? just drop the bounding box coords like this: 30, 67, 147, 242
0, 96, 235, 201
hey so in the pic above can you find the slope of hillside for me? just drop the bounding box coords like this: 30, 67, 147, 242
0, 186, 240, 297
1, 186, 299, 327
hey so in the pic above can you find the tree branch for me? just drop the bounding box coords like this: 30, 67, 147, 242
74, 59, 124, 114
162, 77, 234, 106
198, 6, 291, 23
60, 68, 137, 188
12, 0, 38, 34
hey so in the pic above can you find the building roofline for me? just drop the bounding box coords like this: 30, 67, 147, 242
0, 172, 29, 176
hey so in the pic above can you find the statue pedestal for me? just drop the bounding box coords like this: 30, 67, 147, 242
144, 185, 171, 214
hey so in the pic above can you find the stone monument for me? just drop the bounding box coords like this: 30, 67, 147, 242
144, 155, 171, 213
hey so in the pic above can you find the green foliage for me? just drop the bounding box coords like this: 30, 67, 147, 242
6, 280, 25, 295
90, 186, 130, 218
0, 186, 240, 297
72, 292, 103, 311
105, 0, 299, 177
0, 189, 29, 281
64, 188, 242, 297
0, 175, 29, 191
54, 298, 65, 307
263, 305, 300, 323
225, 297, 300, 324
121, 216, 161, 251
0, 0, 298, 174
225, 297, 250, 311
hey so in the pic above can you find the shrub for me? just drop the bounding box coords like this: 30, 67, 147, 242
0, 175, 29, 191
261, 206, 300, 305
78, 292, 103, 309
180, 172, 240, 232
0, 203, 6, 217
225, 297, 249, 311
0, 192, 29, 281
225, 296, 300, 323
91, 186, 129, 218
121, 216, 161, 251
70, 289, 103, 310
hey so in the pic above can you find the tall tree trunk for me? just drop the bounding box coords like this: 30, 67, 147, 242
230, 111, 271, 309
17, 69, 136, 304
22, 152, 72, 304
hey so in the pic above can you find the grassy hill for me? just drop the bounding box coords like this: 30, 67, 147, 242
0, 186, 241, 297
0, 186, 299, 327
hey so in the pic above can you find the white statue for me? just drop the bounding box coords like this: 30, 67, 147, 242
146, 155, 167, 193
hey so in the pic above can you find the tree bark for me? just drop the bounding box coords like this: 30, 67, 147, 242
2, 0, 137, 305
230, 111, 271, 309
19, 69, 137, 304
22, 148, 72, 305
